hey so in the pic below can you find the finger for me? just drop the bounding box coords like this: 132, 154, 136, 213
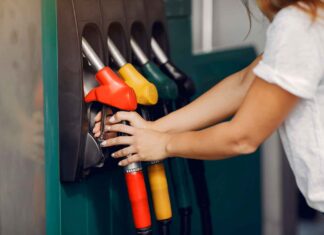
94, 132, 101, 138
94, 112, 102, 122
93, 122, 102, 133
100, 136, 133, 147
105, 114, 113, 125
105, 124, 135, 135
108, 111, 137, 124
111, 146, 137, 158
118, 154, 141, 167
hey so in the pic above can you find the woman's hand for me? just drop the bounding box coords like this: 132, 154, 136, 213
100, 122, 172, 166
92, 111, 153, 138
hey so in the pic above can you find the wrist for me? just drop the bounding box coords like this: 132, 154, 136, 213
163, 132, 173, 158
143, 120, 154, 130
148, 120, 165, 132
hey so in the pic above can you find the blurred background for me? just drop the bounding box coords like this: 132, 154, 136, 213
192, 1, 324, 234
0, 0, 323, 234
0, 0, 45, 234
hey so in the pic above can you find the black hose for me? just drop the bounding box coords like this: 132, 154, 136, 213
179, 208, 192, 235
187, 159, 213, 235
162, 102, 193, 235
158, 220, 171, 235
200, 205, 213, 235
177, 98, 213, 235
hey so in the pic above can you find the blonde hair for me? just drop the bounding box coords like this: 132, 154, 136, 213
242, 0, 324, 21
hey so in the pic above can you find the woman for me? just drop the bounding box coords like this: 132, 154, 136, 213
94, 0, 324, 211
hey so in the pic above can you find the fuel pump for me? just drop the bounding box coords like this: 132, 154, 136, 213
107, 37, 173, 235
81, 38, 152, 235
130, 37, 194, 235
151, 38, 213, 235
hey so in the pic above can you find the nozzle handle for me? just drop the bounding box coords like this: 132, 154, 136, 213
141, 62, 178, 101
130, 37, 149, 65
107, 37, 127, 68
115, 118, 152, 230
81, 37, 105, 71
125, 171, 152, 230
151, 38, 169, 65
147, 163, 173, 221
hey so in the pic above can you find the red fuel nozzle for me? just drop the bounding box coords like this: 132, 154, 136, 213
82, 38, 152, 233
125, 171, 152, 230
82, 37, 137, 110
85, 67, 137, 111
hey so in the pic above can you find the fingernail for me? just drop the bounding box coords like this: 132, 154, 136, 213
109, 116, 116, 122
118, 162, 123, 166
105, 125, 111, 131
111, 153, 115, 158
100, 141, 106, 147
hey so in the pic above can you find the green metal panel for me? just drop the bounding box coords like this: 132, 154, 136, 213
192, 49, 262, 235
191, 47, 259, 95
167, 18, 193, 67
42, 0, 61, 234
165, 0, 191, 17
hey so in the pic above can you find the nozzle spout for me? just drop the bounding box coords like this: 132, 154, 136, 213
107, 37, 127, 68
130, 37, 149, 66
151, 38, 169, 65
81, 37, 105, 72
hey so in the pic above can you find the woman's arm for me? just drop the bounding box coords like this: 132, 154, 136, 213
165, 78, 299, 159
104, 77, 299, 166
152, 56, 262, 133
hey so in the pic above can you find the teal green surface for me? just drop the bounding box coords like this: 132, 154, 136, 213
168, 158, 192, 209
142, 62, 178, 101
43, 0, 261, 234
42, 0, 61, 234
165, 0, 191, 17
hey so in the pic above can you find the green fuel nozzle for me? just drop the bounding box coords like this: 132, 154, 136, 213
130, 37, 178, 101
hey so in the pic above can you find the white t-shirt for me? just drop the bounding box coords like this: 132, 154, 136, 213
253, 6, 324, 211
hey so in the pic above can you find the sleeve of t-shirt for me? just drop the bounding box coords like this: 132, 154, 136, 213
253, 7, 323, 99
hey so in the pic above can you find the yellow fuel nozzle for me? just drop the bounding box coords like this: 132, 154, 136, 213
147, 162, 172, 221
107, 38, 158, 105
119, 64, 158, 105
